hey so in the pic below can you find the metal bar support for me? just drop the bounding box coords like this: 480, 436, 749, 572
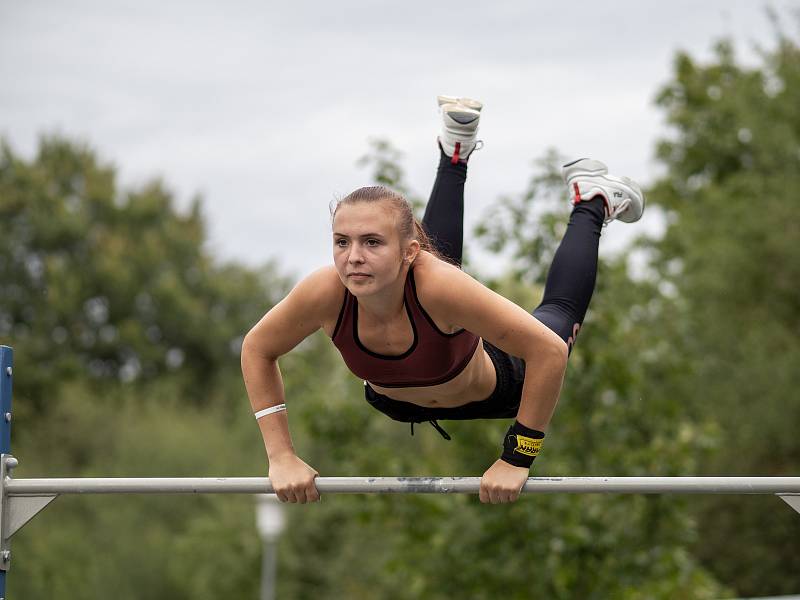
3, 459, 799, 556
5, 471, 800, 496
0, 345, 13, 599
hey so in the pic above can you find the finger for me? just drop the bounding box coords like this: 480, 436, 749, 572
297, 479, 319, 504
479, 483, 490, 504
293, 485, 308, 504
309, 473, 321, 502
513, 482, 525, 502
298, 481, 319, 504
302, 483, 319, 503
308, 484, 321, 503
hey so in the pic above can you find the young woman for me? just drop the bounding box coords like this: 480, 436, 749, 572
241, 96, 645, 505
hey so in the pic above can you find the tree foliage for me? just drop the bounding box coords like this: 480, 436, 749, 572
0, 136, 290, 417
647, 28, 800, 595
2, 23, 799, 598
1, 135, 288, 598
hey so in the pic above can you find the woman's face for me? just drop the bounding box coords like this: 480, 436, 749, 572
332, 201, 415, 296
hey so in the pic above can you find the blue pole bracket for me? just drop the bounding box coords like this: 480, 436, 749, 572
1, 345, 12, 597
0, 346, 10, 455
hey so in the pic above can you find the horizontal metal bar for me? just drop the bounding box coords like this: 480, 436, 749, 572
5, 477, 800, 495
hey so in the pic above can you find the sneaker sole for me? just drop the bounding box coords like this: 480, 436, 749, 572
437, 95, 483, 111
562, 158, 608, 178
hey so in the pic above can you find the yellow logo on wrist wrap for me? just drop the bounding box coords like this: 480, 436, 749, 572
514, 435, 543, 457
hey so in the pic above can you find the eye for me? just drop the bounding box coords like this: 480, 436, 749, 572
366, 239, 381, 246
334, 238, 348, 247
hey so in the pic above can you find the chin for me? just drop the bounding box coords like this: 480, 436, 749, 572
345, 281, 372, 296
346, 277, 382, 297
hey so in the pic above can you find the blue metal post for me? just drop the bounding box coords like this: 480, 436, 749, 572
0, 345, 12, 599
0, 347, 12, 452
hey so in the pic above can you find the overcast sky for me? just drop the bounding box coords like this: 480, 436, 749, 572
1, 1, 796, 280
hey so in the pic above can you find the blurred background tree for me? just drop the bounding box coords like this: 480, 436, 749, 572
0, 135, 291, 413
1, 22, 798, 600
646, 25, 800, 595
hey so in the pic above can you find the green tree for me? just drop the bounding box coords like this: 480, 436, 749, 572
648, 28, 800, 595
0, 135, 290, 419
0, 135, 293, 598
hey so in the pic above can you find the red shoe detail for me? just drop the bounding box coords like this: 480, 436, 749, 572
573, 183, 612, 219
451, 142, 461, 164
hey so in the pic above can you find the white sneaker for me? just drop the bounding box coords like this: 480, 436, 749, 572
437, 95, 482, 163
562, 158, 645, 224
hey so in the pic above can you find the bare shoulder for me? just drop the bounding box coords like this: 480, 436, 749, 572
412, 251, 469, 293
289, 265, 346, 331
413, 252, 489, 292
411, 252, 479, 330
412, 252, 565, 359
243, 265, 345, 360
414, 254, 522, 321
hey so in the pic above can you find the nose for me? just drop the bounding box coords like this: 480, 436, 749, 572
348, 242, 365, 264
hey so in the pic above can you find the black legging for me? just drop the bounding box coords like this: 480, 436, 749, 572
421, 149, 605, 354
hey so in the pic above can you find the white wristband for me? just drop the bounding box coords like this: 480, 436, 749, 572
254, 404, 286, 420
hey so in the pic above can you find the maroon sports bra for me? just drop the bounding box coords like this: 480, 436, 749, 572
331, 268, 480, 388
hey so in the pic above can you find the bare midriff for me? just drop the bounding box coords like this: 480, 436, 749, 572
367, 339, 497, 407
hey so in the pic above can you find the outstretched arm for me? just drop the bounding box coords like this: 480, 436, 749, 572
421, 263, 569, 503
425, 263, 568, 428
241, 266, 341, 503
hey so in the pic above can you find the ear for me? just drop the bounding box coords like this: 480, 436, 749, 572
404, 239, 421, 264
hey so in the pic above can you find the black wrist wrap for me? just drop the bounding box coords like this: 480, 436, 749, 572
500, 421, 545, 468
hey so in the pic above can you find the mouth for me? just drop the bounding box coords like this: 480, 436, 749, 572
348, 273, 371, 278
